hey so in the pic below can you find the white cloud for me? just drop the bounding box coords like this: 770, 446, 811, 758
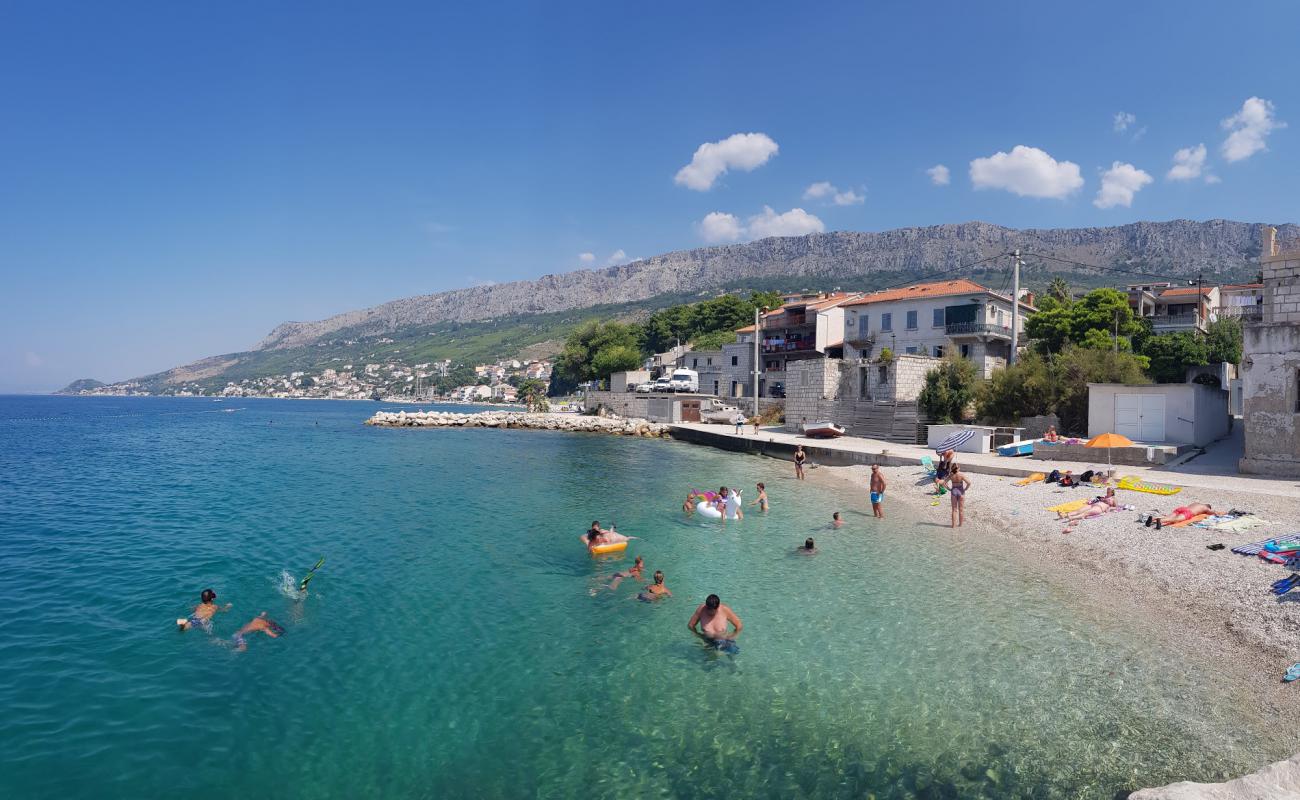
1131, 126, 1148, 142
674, 132, 779, 191
1221, 97, 1285, 162
803, 181, 833, 199
1113, 111, 1137, 132
1094, 162, 1153, 209
969, 145, 1084, 199
926, 164, 950, 186
605, 249, 629, 266
578, 252, 595, 264
697, 206, 825, 243
698, 212, 744, 243
1204, 174, 1223, 185
803, 181, 864, 205
1166, 143, 1207, 181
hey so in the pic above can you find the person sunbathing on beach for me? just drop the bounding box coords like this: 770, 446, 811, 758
177, 588, 231, 632
638, 570, 672, 601
606, 556, 645, 591
1146, 503, 1214, 530
230, 612, 284, 652
1058, 488, 1119, 530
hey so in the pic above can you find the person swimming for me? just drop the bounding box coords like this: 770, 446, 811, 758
177, 588, 231, 632
638, 570, 672, 602
831, 512, 842, 529
606, 556, 645, 591
797, 537, 817, 554
230, 612, 285, 652
298, 557, 325, 593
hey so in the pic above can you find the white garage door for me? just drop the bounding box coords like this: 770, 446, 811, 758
1114, 394, 1165, 442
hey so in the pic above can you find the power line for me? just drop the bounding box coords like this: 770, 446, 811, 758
1019, 251, 1185, 282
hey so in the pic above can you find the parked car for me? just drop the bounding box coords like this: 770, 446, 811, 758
653, 377, 673, 392
634, 382, 654, 393
669, 368, 699, 393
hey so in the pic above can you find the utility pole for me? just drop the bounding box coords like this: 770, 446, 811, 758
1009, 250, 1022, 365
752, 306, 764, 417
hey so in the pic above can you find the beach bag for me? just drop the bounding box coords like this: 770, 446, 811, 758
1079, 470, 1095, 483
1046, 469, 1062, 484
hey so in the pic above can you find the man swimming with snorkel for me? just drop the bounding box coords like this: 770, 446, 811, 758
177, 588, 231, 632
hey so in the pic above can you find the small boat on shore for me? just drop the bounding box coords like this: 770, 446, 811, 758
803, 421, 845, 439
702, 403, 742, 424
997, 438, 1038, 457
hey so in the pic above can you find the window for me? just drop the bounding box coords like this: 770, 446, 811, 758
881, 312, 892, 331
906, 310, 918, 330
731, 356, 738, 366
713, 380, 719, 395
732, 381, 741, 397
997, 310, 1005, 326
706, 357, 713, 366
933, 308, 945, 327
878, 365, 888, 383
692, 358, 698, 367
960, 344, 971, 359
933, 345, 944, 357
1296, 370, 1300, 413
905, 346, 918, 354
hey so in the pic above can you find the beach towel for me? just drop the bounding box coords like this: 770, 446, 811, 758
1116, 476, 1182, 495
1232, 539, 1274, 556
1047, 498, 1089, 514
1013, 472, 1045, 487
1163, 513, 1211, 528
1207, 516, 1268, 532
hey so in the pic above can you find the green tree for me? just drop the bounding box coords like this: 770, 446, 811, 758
748, 290, 784, 311
690, 329, 737, 350
918, 355, 979, 424
517, 378, 549, 411
977, 346, 1149, 433
1025, 287, 1139, 354
554, 321, 643, 385
1048, 276, 1072, 304
1140, 331, 1207, 383
1205, 316, 1243, 364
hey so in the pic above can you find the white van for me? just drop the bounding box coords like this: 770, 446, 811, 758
669, 368, 699, 393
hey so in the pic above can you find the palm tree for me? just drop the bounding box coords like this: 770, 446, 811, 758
518, 378, 549, 412
1048, 276, 1071, 304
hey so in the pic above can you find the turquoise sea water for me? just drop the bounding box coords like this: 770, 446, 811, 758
0, 396, 1285, 799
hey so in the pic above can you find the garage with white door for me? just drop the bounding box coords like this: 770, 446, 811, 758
1087, 383, 1228, 446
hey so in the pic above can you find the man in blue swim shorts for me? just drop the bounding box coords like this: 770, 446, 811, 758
177, 588, 230, 632
869, 464, 887, 519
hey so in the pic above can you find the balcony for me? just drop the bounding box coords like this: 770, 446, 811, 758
845, 329, 875, 345
945, 322, 1013, 339
762, 340, 817, 354
1151, 313, 1206, 332
1219, 306, 1264, 323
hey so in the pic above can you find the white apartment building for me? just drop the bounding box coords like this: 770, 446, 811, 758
735, 292, 861, 397
841, 279, 1032, 377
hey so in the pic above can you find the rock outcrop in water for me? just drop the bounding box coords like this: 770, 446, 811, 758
1130, 753, 1300, 799
257, 219, 1295, 351
365, 410, 671, 437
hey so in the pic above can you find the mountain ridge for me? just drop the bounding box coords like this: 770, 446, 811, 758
254, 219, 1293, 352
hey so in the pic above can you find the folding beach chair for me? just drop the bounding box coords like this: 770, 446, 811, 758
919, 455, 936, 477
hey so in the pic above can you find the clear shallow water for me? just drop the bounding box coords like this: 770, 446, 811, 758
0, 396, 1283, 799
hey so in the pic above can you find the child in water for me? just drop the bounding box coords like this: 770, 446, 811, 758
831, 512, 843, 529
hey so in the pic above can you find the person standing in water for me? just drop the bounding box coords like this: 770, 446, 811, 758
831, 512, 843, 528
687, 594, 742, 651
793, 446, 807, 480
177, 588, 231, 632
797, 537, 817, 554
869, 465, 886, 519
946, 466, 971, 528
750, 483, 769, 513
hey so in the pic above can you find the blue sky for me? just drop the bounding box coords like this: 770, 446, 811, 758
3, 1, 1298, 392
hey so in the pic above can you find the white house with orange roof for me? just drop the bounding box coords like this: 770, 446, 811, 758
734, 291, 861, 397
1126, 283, 1220, 333
839, 279, 1033, 377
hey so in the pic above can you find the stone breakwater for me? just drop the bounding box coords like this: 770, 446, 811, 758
365, 410, 671, 437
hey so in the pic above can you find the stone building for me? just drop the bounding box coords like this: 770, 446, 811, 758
783, 354, 939, 441
1240, 227, 1300, 476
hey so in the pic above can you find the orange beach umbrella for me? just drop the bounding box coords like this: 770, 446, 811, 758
1085, 432, 1133, 472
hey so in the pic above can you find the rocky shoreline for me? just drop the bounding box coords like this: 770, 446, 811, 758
365, 409, 671, 437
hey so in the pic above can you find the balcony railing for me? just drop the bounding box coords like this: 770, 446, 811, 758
845, 330, 875, 345
945, 322, 1012, 338
762, 340, 817, 354
1218, 306, 1264, 322
1151, 313, 1204, 330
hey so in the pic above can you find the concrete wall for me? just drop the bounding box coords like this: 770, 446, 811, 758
1240, 322, 1300, 474
1087, 383, 1229, 446
845, 354, 939, 402
783, 359, 843, 431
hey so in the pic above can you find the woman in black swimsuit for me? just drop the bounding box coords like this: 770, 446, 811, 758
793, 446, 807, 480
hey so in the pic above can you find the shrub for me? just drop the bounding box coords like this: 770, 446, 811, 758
918, 355, 979, 424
